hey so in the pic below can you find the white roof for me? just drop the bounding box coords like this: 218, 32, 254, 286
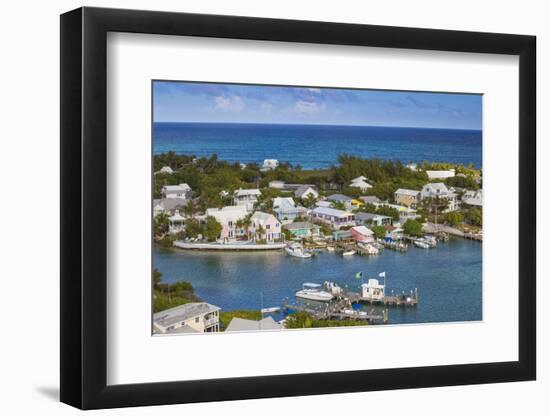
234, 188, 261, 197
350, 178, 372, 188
159, 166, 174, 173
315, 200, 333, 208
312, 206, 353, 218
251, 211, 277, 225
422, 182, 451, 194
273, 197, 296, 209
153, 302, 221, 328
395, 188, 420, 196
352, 176, 367, 181
352, 225, 374, 236
163, 183, 191, 192
225, 316, 282, 332
426, 169, 455, 179
169, 210, 184, 221
206, 205, 248, 222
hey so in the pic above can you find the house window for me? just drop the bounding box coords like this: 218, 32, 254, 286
266, 224, 270, 229
195, 317, 199, 323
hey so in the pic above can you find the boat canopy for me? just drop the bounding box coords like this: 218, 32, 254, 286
303, 282, 321, 288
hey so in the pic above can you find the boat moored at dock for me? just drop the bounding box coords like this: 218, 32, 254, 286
285, 243, 313, 258
295, 283, 334, 302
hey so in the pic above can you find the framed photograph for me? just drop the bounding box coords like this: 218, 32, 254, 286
60, 7, 536, 409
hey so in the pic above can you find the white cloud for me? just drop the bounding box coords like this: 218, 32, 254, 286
294, 100, 325, 115
214, 95, 244, 112
260, 102, 273, 113
307, 88, 321, 94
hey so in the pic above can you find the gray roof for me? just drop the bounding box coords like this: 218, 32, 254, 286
294, 185, 317, 196
356, 212, 391, 221
154, 198, 188, 211
284, 222, 318, 230
153, 302, 220, 328
360, 196, 381, 204
394, 188, 420, 197
225, 316, 282, 332
327, 194, 353, 202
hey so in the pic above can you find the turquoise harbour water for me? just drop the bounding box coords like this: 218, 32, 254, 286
153, 123, 482, 169
154, 238, 482, 325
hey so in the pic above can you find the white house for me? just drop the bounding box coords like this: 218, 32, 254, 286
426, 169, 456, 180
167, 209, 185, 234
421, 183, 459, 212
462, 189, 483, 207
394, 188, 421, 208
262, 159, 279, 171
234, 188, 261, 211
205, 205, 248, 241
158, 166, 174, 175
311, 206, 355, 229
153, 302, 221, 334
355, 212, 393, 227
315, 200, 333, 208
272, 197, 307, 224
349, 176, 372, 192
250, 211, 281, 242
162, 183, 192, 199
294, 185, 319, 200
361, 279, 385, 302
153, 198, 187, 217
327, 194, 354, 210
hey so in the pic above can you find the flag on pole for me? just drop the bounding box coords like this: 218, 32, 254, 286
355, 272, 363, 279
378, 272, 386, 278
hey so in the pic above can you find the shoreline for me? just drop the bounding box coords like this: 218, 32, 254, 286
173, 241, 286, 251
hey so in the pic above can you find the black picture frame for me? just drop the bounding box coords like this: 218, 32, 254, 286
60, 6, 536, 410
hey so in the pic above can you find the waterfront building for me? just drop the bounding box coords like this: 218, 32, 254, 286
356, 212, 393, 227
426, 169, 455, 180
272, 197, 307, 224
153, 198, 187, 217
294, 185, 319, 200
350, 225, 375, 243
153, 302, 221, 334
225, 316, 283, 332
168, 210, 185, 234
332, 229, 352, 241
349, 176, 372, 192
361, 279, 385, 301
462, 189, 483, 207
284, 221, 320, 239
406, 163, 418, 171
162, 183, 192, 199
420, 183, 459, 212
250, 211, 282, 242
311, 206, 355, 229
394, 188, 421, 208
262, 159, 279, 171
205, 205, 248, 240
234, 188, 261, 211
326, 194, 354, 210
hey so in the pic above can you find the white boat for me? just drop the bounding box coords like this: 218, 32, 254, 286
342, 250, 356, 256
295, 283, 334, 302
285, 243, 313, 258
326, 246, 335, 252
423, 235, 437, 247
414, 240, 430, 249
358, 242, 379, 255
261, 307, 280, 314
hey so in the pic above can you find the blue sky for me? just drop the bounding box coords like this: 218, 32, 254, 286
153, 81, 482, 130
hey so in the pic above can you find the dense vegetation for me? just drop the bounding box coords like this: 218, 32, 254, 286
153, 269, 201, 313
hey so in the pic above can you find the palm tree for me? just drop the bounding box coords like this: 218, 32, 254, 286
256, 224, 266, 242
302, 193, 318, 209
183, 199, 197, 218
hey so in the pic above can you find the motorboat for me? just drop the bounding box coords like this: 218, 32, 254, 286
413, 239, 430, 249
295, 283, 334, 302
423, 235, 437, 247
342, 250, 356, 256
261, 307, 280, 314
326, 246, 335, 252
285, 243, 313, 258
358, 242, 379, 255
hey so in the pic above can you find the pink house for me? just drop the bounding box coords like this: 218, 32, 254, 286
351, 226, 374, 243
250, 211, 281, 242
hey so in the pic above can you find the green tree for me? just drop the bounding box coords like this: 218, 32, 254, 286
204, 216, 222, 242
184, 218, 202, 239
464, 207, 482, 227
403, 219, 423, 237
371, 225, 387, 239
302, 193, 318, 208
153, 268, 162, 290
285, 311, 314, 329
444, 211, 464, 227
153, 213, 170, 236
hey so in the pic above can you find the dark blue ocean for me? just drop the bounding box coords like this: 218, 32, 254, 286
153, 122, 482, 169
